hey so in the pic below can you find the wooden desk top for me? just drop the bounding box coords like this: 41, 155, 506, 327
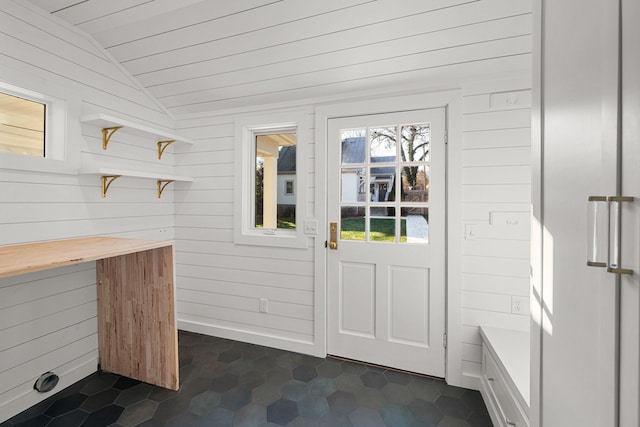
0, 237, 173, 279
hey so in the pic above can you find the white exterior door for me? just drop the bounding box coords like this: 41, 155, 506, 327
327, 109, 446, 377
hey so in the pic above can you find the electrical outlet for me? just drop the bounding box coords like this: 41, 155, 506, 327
511, 296, 529, 315
259, 298, 268, 313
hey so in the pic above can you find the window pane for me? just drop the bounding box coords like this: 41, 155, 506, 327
255, 132, 296, 229
369, 166, 396, 204
400, 124, 430, 163
341, 167, 366, 202
340, 129, 365, 164
401, 165, 429, 202
0, 92, 45, 157
370, 126, 396, 158
341, 206, 365, 241
369, 216, 398, 243
400, 207, 429, 244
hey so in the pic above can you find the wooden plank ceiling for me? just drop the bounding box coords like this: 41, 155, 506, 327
27, 0, 532, 117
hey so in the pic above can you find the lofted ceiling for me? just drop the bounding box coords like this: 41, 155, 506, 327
27, 0, 532, 117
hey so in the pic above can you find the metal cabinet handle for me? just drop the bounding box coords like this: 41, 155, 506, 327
587, 196, 608, 268
506, 419, 516, 426
587, 196, 634, 274
607, 196, 634, 274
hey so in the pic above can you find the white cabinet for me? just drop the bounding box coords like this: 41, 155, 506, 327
532, 0, 640, 426
480, 327, 529, 427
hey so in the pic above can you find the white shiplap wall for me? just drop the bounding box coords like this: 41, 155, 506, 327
28, 0, 533, 115
0, 1, 177, 421
0, 3, 533, 422
460, 77, 531, 384
173, 76, 532, 389
170, 3, 533, 388
173, 110, 317, 352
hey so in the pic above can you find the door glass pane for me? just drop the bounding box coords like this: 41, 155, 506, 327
369, 216, 396, 243
400, 124, 430, 163
370, 126, 396, 158
369, 166, 396, 204
341, 129, 365, 164
400, 207, 429, 244
401, 165, 429, 203
341, 206, 365, 241
341, 167, 366, 202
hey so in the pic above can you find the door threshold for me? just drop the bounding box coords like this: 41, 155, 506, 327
327, 354, 445, 382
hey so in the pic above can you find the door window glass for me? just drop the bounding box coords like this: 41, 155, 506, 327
339, 122, 431, 244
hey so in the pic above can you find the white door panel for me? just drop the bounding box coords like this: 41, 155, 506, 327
327, 108, 446, 377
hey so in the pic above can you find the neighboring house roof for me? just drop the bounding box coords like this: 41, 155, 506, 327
341, 137, 366, 163
371, 156, 395, 176
342, 137, 395, 175
277, 146, 296, 173
278, 138, 395, 175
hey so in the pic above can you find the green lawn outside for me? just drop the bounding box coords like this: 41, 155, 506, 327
341, 217, 406, 242
255, 218, 296, 229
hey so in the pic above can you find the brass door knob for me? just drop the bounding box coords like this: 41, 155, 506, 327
329, 241, 337, 250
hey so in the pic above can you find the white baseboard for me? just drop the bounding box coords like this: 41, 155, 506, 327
461, 372, 482, 391
178, 319, 323, 358
0, 355, 97, 423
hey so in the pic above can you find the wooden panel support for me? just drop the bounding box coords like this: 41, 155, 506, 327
97, 246, 179, 390
0, 237, 179, 390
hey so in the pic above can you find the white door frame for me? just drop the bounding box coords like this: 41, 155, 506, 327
313, 89, 464, 386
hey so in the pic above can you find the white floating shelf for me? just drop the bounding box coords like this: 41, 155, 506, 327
81, 113, 194, 158
79, 168, 193, 182
79, 168, 193, 198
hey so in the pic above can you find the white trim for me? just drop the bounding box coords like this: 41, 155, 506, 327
178, 319, 321, 357
0, 67, 81, 175
233, 109, 311, 248
530, 2, 542, 426
314, 88, 464, 385
0, 354, 97, 423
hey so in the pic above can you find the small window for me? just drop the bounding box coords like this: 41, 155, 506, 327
285, 180, 294, 195
254, 130, 297, 230
0, 92, 46, 157
0, 77, 77, 174
234, 110, 309, 248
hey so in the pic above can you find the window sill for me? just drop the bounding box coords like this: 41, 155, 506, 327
234, 229, 309, 248
0, 154, 79, 176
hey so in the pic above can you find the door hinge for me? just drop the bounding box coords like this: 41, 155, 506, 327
443, 333, 448, 349
444, 129, 449, 145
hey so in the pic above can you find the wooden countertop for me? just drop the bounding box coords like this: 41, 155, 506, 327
0, 237, 173, 279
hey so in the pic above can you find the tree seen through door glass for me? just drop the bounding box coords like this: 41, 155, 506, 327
255, 132, 296, 230
339, 123, 431, 244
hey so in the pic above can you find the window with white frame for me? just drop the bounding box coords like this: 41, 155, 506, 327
0, 92, 46, 157
234, 110, 309, 248
0, 78, 77, 173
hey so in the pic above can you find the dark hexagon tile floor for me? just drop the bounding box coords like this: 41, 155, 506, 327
0, 331, 493, 426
